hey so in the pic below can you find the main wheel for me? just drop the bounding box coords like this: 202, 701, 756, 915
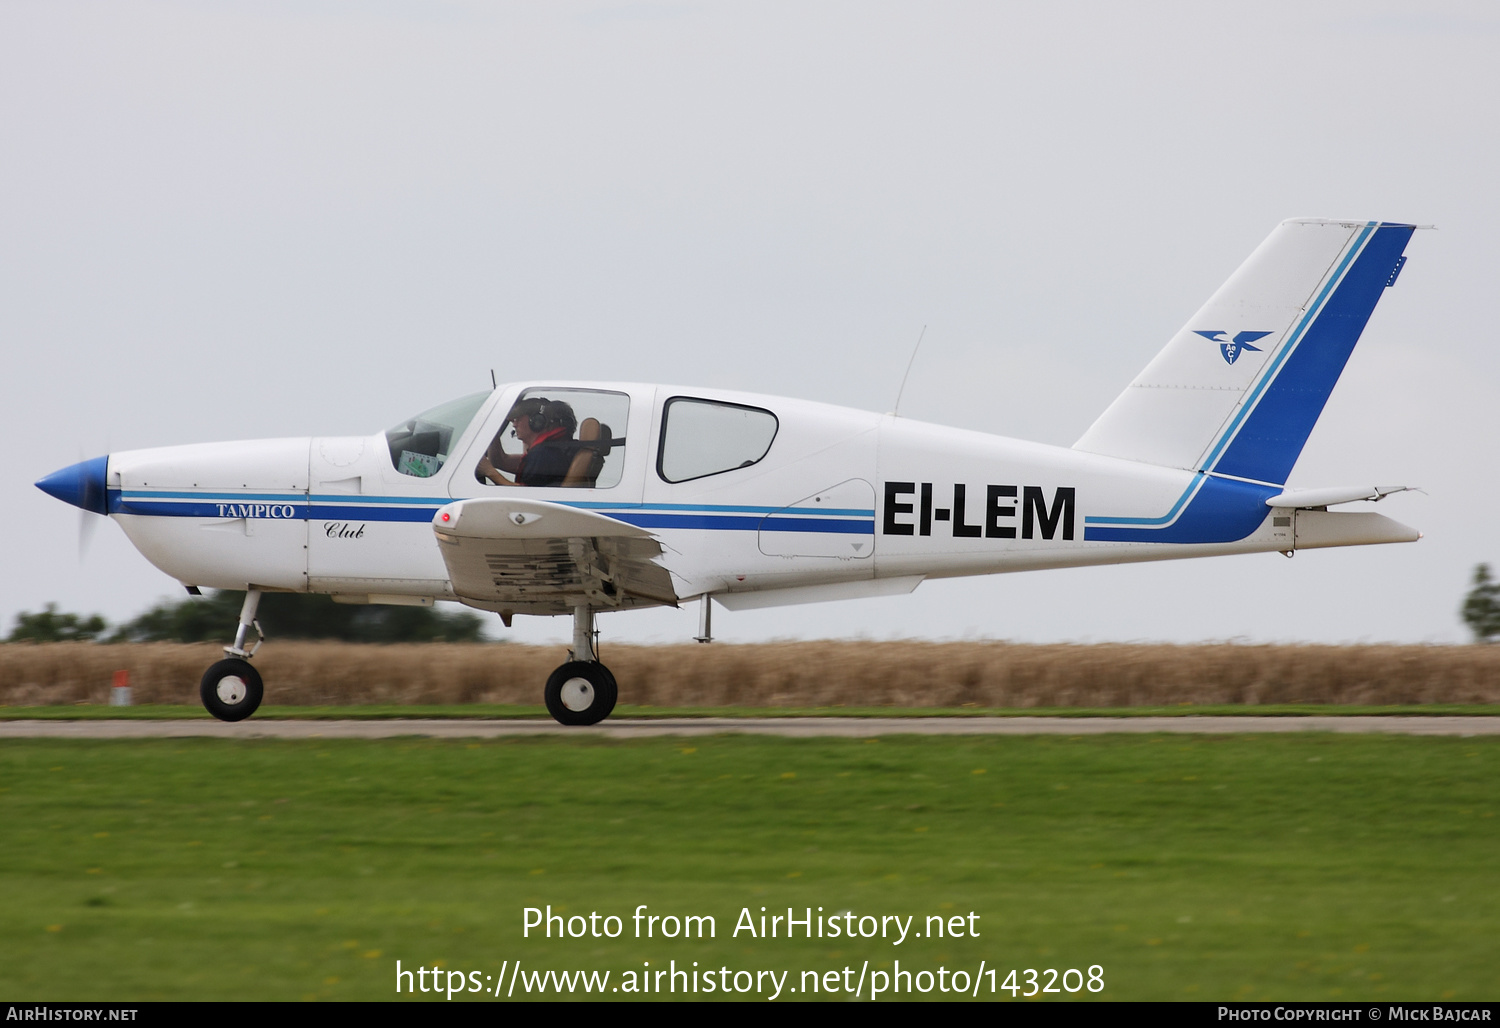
200, 658, 264, 722
544, 661, 618, 726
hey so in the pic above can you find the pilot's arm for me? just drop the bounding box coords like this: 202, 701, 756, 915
476, 454, 519, 487
478, 428, 525, 485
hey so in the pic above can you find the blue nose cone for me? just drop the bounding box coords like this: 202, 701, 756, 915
37, 456, 111, 515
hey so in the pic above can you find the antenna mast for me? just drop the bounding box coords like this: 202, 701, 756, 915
892, 325, 927, 417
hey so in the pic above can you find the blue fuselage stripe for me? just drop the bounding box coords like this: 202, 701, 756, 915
312, 505, 438, 523
613, 512, 873, 534
109, 491, 874, 533
566, 501, 875, 517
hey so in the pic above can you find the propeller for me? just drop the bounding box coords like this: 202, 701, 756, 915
74, 446, 107, 560
36, 451, 111, 560
78, 506, 104, 560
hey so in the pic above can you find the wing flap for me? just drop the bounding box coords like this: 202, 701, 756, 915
433, 498, 678, 615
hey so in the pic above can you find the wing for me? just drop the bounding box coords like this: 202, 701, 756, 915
432, 497, 679, 616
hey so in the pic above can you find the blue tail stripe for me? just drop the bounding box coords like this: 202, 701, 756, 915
1196, 223, 1376, 475
1083, 222, 1415, 544
1210, 224, 1414, 485
1085, 224, 1376, 534
1083, 476, 1279, 543
1084, 476, 1205, 526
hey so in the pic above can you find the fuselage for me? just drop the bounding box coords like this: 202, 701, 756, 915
40, 380, 1417, 616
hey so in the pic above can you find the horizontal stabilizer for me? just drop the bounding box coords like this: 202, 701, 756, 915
1075, 219, 1417, 486
1291, 510, 1421, 550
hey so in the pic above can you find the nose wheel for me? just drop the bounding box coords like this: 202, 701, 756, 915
542, 603, 618, 726
544, 661, 618, 726
200, 589, 266, 722
200, 658, 264, 722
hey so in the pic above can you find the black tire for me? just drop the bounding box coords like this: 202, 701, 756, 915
200, 658, 264, 722
544, 661, 618, 726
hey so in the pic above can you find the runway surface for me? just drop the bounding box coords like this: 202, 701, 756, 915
3, 716, 1499, 739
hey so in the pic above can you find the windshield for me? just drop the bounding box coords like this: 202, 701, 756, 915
386, 391, 490, 478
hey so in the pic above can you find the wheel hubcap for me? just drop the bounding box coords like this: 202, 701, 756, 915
559, 677, 595, 712
216, 675, 247, 705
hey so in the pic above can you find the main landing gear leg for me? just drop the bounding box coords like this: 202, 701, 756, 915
200, 589, 265, 722
543, 605, 618, 726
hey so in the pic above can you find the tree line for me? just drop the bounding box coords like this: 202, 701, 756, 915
5, 592, 490, 644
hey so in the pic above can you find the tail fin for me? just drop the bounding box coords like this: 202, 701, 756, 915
1074, 219, 1416, 486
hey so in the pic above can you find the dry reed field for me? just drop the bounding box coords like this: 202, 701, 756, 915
2, 640, 1499, 708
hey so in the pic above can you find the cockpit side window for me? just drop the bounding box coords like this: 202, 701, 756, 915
476, 388, 631, 489
657, 397, 778, 483
386, 391, 490, 478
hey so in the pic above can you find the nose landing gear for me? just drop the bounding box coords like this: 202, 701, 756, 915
200, 589, 265, 722
543, 605, 617, 726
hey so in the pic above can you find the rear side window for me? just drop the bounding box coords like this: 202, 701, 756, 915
657, 397, 778, 483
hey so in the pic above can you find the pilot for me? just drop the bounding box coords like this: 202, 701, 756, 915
476, 398, 580, 488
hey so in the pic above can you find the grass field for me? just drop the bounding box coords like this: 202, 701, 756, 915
2, 733, 1495, 1001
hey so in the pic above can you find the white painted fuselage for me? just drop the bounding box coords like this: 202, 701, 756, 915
99, 381, 1416, 617
39, 218, 1424, 627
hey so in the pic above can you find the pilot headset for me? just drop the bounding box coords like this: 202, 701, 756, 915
524, 400, 550, 432
505, 398, 548, 432
515, 399, 577, 435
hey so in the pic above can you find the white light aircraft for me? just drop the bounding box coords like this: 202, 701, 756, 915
38, 219, 1424, 725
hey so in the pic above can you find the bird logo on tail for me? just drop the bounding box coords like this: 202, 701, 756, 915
1195, 330, 1274, 365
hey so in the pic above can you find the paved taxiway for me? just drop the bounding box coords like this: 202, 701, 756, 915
3, 716, 1498, 739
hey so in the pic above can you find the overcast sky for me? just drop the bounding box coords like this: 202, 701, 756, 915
4, 1, 1497, 648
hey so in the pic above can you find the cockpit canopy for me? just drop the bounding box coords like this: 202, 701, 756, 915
386, 391, 489, 478
483, 387, 631, 489
385, 386, 780, 487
